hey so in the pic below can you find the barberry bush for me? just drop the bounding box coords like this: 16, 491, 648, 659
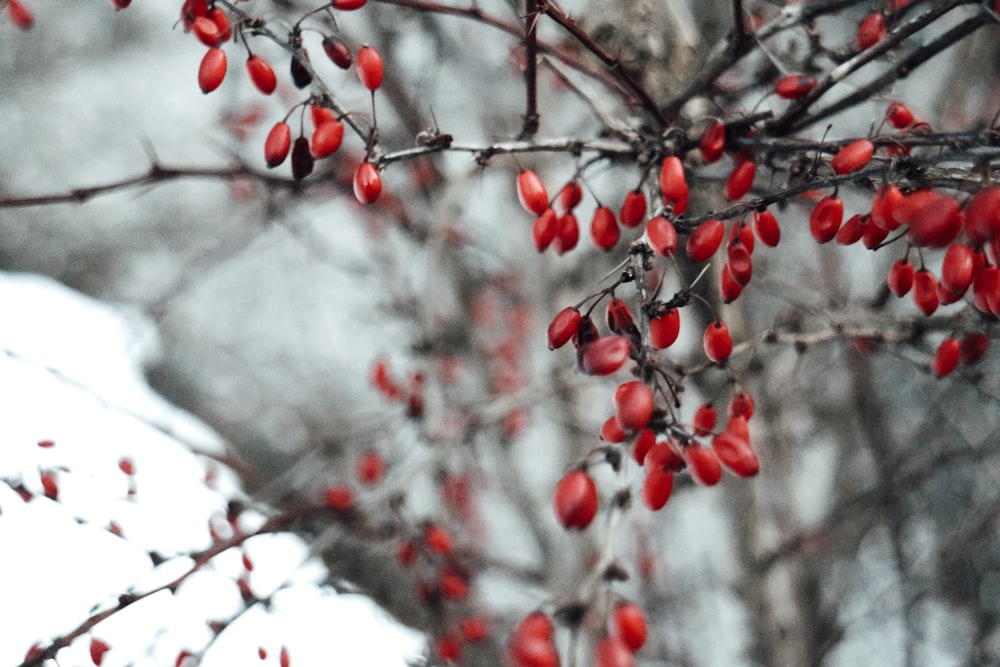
3, 0, 1000, 665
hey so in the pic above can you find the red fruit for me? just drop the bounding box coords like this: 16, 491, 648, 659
37, 439, 55, 448
685, 445, 722, 486
728, 391, 754, 420
310, 104, 335, 129
198, 47, 227, 93
280, 646, 290, 667
118, 456, 136, 476
646, 216, 677, 256
912, 269, 939, 315
700, 120, 726, 163
596, 637, 635, 667
719, 264, 743, 303
355, 449, 385, 485
885, 102, 915, 129
752, 209, 781, 247
532, 208, 558, 252
775, 73, 817, 99
857, 12, 886, 50
836, 213, 865, 245
573, 315, 600, 347
324, 484, 355, 510
932, 337, 960, 378
579, 336, 631, 375
613, 602, 648, 652
322, 35, 353, 69
704, 320, 732, 364
517, 170, 549, 215
334, 0, 368, 9
727, 242, 753, 285
809, 195, 843, 244
641, 466, 673, 511
554, 213, 579, 253
208, 7, 230, 42
964, 187, 1000, 242
605, 298, 636, 338
554, 469, 599, 529
600, 416, 626, 443
973, 265, 1000, 314
90, 638, 111, 667
508, 612, 558, 667
649, 308, 680, 349
960, 333, 989, 364
730, 222, 755, 254
862, 219, 890, 249
831, 139, 875, 175
724, 160, 755, 201
356, 45, 384, 91
712, 431, 759, 477
693, 403, 717, 436
557, 181, 583, 212
941, 243, 975, 296
264, 122, 291, 168
425, 523, 453, 554
659, 156, 688, 202
7, 0, 33, 30
896, 190, 962, 248
40, 470, 58, 500
436, 636, 461, 663
460, 617, 490, 643
439, 568, 470, 601
311, 119, 344, 158
192, 16, 221, 47
870, 183, 903, 231
246, 55, 277, 95
591, 206, 620, 250
887, 258, 914, 297
619, 190, 646, 228
290, 137, 314, 181
687, 218, 724, 262
353, 162, 382, 204
614, 381, 654, 432
547, 307, 582, 350
631, 429, 655, 465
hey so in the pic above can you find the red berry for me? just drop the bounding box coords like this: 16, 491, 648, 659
631, 429, 655, 465
290, 137, 314, 181
885, 102, 915, 129
940, 243, 976, 296
192, 16, 221, 47
960, 333, 989, 364
912, 269, 939, 315
460, 617, 490, 643
435, 635, 461, 663
857, 12, 886, 50
554, 213, 580, 254
613, 602, 648, 652
40, 470, 58, 500
557, 181, 583, 212
870, 183, 903, 231
181, 0, 208, 30
728, 391, 754, 420
600, 416, 626, 443
322, 35, 353, 69
579, 336, 631, 375
686, 218, 724, 262
775, 72, 817, 99
334, 0, 368, 9
700, 120, 726, 163
831, 139, 875, 175
553, 469, 598, 529
246, 55, 277, 95
264, 122, 292, 168
810, 195, 843, 244
311, 119, 344, 159
619, 190, 646, 228
966, 188, 1000, 243
517, 170, 549, 216
591, 206, 620, 250
727, 241, 753, 286
356, 45, 384, 91
532, 208, 558, 252
724, 160, 755, 201
836, 213, 865, 245
703, 320, 733, 364
614, 381, 654, 432
208, 7, 230, 42
198, 47, 227, 93
685, 444, 722, 486
355, 449, 385, 485
932, 337, 960, 378
641, 463, 673, 511
90, 638, 111, 667
353, 162, 382, 205
118, 456, 136, 476
424, 523, 453, 554
646, 216, 677, 256
324, 484, 355, 510
508, 613, 558, 667
752, 209, 781, 247
693, 403, 717, 436
280, 646, 290, 667
973, 265, 1000, 315
896, 190, 962, 248
605, 298, 637, 338
37, 439, 55, 448
7, 0, 33, 30
712, 430, 759, 477
649, 308, 680, 349
720, 264, 743, 303
659, 156, 688, 202
547, 307, 582, 350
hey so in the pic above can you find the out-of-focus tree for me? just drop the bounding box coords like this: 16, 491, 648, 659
3, 1, 1000, 665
